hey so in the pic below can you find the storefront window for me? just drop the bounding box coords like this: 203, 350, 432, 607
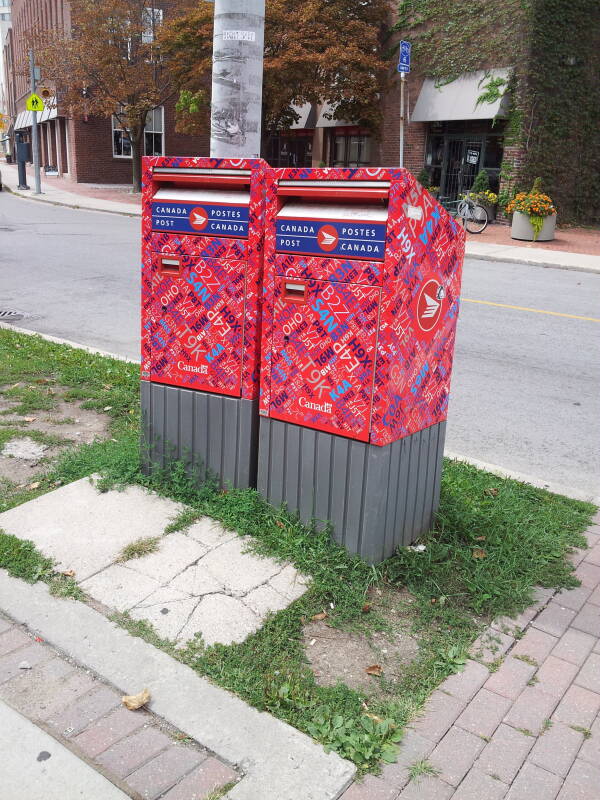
266, 134, 313, 167
330, 132, 371, 167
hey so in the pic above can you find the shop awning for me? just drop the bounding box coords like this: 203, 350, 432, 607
315, 102, 351, 128
14, 103, 57, 130
290, 103, 317, 129
411, 69, 511, 122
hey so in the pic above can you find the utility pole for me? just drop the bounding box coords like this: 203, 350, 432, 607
209, 0, 265, 158
399, 72, 405, 169
29, 49, 41, 194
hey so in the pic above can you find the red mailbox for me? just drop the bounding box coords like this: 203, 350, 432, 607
257, 167, 465, 561
141, 156, 268, 488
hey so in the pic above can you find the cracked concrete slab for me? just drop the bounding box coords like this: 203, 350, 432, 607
0, 477, 183, 581
199, 538, 284, 597
186, 518, 237, 549
244, 584, 291, 619
129, 591, 199, 641
270, 565, 311, 602
80, 564, 160, 611
178, 594, 262, 647
171, 565, 225, 597
124, 533, 207, 583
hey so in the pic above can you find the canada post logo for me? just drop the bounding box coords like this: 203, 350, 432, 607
151, 201, 249, 238
189, 207, 208, 231
276, 217, 386, 261
416, 277, 444, 336
317, 225, 339, 251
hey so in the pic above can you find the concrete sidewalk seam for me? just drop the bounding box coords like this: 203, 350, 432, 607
0, 571, 356, 800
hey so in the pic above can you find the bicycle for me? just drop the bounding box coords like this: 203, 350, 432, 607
438, 195, 489, 234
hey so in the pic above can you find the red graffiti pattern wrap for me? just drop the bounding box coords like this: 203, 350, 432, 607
259, 167, 465, 446
141, 157, 268, 398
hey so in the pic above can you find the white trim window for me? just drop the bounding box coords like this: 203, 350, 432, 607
142, 7, 163, 44
112, 106, 164, 158
144, 106, 164, 156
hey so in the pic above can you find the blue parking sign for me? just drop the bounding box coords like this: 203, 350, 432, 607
398, 40, 411, 73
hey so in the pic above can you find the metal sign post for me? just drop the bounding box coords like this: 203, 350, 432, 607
210, 0, 265, 158
29, 50, 41, 195
397, 40, 411, 169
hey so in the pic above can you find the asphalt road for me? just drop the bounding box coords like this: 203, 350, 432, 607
1, 191, 599, 502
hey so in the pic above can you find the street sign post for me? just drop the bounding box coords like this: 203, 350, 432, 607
397, 41, 411, 168
397, 40, 411, 73
28, 51, 41, 195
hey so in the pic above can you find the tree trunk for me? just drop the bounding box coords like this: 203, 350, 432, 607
130, 127, 144, 193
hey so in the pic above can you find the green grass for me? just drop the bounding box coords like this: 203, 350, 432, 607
2, 384, 58, 414
0, 327, 596, 772
0, 530, 54, 582
118, 536, 160, 562
408, 760, 439, 781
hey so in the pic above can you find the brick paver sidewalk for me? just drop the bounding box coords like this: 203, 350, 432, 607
343, 513, 600, 800
0, 616, 238, 799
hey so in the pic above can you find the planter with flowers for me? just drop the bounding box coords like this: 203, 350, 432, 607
506, 180, 557, 241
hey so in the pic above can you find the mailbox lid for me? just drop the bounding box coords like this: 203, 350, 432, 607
149, 231, 247, 261
267, 278, 380, 442
151, 187, 251, 239
147, 253, 246, 396
273, 253, 383, 287
275, 202, 388, 262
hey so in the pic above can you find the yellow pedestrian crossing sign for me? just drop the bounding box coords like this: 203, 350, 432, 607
26, 93, 44, 112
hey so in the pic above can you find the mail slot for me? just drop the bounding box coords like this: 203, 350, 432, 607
258, 167, 465, 562
141, 156, 269, 489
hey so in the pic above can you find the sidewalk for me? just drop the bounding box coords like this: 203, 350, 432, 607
341, 511, 600, 800
2, 161, 599, 272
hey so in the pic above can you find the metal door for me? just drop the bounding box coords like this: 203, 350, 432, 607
441, 137, 483, 200
268, 278, 380, 442
149, 253, 246, 396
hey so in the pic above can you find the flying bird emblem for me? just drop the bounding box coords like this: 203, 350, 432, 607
192, 211, 207, 226
421, 293, 440, 318
319, 230, 336, 246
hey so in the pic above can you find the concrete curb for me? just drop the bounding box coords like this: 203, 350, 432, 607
2, 183, 141, 218
445, 451, 600, 506
465, 246, 600, 274
0, 572, 356, 800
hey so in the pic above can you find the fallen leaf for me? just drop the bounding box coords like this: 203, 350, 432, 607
362, 603, 372, 613
475, 536, 486, 541
61, 569, 75, 577
364, 712, 384, 723
365, 664, 383, 677
311, 612, 328, 621
472, 548, 487, 559
23, 417, 37, 423
27, 481, 41, 490
275, 521, 285, 528
484, 487, 499, 497
122, 688, 150, 710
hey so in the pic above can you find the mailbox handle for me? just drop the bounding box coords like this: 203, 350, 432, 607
282, 280, 307, 304
160, 256, 181, 275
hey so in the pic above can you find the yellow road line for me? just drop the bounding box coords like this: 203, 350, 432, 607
462, 298, 600, 323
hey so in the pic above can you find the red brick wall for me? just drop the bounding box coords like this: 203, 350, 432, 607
377, 75, 428, 175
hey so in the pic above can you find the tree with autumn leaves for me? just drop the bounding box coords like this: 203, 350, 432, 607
163, 0, 390, 145
35, 0, 390, 190
35, 0, 187, 191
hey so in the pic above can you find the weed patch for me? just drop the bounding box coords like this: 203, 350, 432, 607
118, 536, 160, 562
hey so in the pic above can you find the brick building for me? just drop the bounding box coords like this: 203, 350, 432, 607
3, 0, 207, 183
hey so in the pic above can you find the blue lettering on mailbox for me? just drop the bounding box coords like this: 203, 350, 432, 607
276, 217, 386, 261
151, 201, 249, 238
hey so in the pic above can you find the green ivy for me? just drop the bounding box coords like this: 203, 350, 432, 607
394, 0, 600, 224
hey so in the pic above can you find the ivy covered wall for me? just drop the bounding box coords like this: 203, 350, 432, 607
524, 0, 600, 224
393, 0, 600, 225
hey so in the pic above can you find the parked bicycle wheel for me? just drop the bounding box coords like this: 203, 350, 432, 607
464, 203, 488, 234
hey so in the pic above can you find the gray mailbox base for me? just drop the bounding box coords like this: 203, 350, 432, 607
257, 419, 446, 564
141, 382, 259, 490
